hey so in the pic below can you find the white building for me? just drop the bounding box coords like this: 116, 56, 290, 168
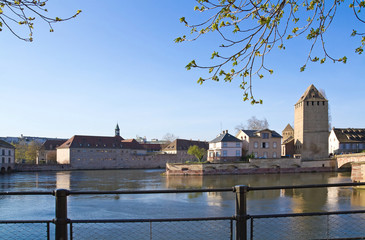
0, 140, 15, 173
207, 130, 242, 163
329, 128, 365, 155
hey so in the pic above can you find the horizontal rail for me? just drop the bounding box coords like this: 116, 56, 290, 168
250, 209, 365, 219
1, 182, 365, 196
0, 191, 53, 195
70, 216, 234, 223
247, 182, 365, 191
0, 220, 52, 224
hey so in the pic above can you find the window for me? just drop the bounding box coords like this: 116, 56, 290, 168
262, 142, 269, 149
236, 150, 241, 156
223, 142, 227, 147
254, 142, 258, 149
8, 150, 11, 156
236, 142, 240, 147
254, 152, 258, 158
216, 151, 220, 157
223, 150, 227, 156
263, 152, 268, 158
209, 152, 213, 157
2, 157, 5, 163
8, 158, 11, 163
273, 152, 277, 158
273, 142, 277, 149
1, 149, 4, 155
262, 133, 269, 139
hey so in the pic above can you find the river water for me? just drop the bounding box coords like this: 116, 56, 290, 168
1, 170, 365, 239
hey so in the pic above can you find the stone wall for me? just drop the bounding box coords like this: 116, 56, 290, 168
166, 158, 337, 176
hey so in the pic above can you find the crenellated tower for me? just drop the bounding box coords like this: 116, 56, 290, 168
294, 84, 328, 160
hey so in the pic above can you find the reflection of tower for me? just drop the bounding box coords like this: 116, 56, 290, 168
294, 85, 328, 160
56, 172, 71, 189
115, 123, 120, 137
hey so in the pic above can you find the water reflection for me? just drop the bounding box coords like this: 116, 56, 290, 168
0, 170, 364, 220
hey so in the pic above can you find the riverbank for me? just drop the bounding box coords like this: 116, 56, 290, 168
166, 158, 338, 176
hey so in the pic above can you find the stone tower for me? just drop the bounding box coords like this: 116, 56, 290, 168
294, 84, 328, 160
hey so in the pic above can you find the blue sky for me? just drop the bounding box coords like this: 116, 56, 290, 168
0, 0, 364, 142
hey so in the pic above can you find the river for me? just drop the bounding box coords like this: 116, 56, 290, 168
0, 169, 364, 222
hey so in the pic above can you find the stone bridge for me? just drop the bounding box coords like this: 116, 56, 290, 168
337, 153, 365, 182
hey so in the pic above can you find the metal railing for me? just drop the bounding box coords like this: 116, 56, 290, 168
1, 182, 365, 240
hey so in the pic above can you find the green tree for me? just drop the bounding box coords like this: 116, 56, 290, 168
0, 0, 81, 41
187, 145, 207, 162
12, 141, 27, 163
25, 141, 41, 164
176, 0, 364, 104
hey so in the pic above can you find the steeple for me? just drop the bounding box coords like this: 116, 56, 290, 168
115, 123, 120, 137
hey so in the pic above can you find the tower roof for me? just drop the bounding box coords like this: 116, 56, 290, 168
296, 84, 327, 104
283, 124, 294, 132
115, 123, 120, 130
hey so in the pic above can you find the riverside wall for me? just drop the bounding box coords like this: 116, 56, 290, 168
166, 158, 338, 176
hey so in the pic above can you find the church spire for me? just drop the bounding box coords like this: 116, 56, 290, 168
115, 123, 120, 137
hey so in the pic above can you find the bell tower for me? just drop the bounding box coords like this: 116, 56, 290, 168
115, 123, 120, 137
294, 84, 328, 160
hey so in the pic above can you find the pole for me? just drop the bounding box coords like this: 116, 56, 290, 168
235, 185, 248, 240
53, 189, 69, 240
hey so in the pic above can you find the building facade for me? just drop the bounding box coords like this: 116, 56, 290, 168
0, 140, 15, 173
37, 139, 67, 164
162, 139, 209, 163
236, 129, 282, 159
329, 128, 365, 155
294, 84, 329, 160
208, 130, 242, 162
281, 124, 294, 157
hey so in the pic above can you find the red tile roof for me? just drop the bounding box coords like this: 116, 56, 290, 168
58, 135, 124, 149
121, 139, 144, 150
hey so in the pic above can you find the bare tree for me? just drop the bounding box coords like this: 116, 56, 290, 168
236, 116, 269, 132
162, 133, 178, 143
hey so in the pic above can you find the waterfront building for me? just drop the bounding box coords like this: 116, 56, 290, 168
282, 124, 294, 157
0, 140, 15, 173
162, 139, 209, 162
329, 128, 365, 155
208, 130, 242, 162
294, 84, 329, 160
36, 139, 67, 164
236, 129, 282, 159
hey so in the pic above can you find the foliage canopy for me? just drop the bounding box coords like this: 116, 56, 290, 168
187, 145, 207, 162
0, 0, 81, 41
176, 0, 364, 104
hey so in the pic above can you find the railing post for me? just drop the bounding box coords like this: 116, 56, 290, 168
53, 189, 70, 240
235, 185, 248, 240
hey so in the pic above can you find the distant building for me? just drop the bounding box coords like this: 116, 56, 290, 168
37, 139, 67, 164
294, 84, 329, 160
0, 140, 15, 173
162, 139, 209, 162
329, 128, 365, 155
208, 130, 242, 163
236, 129, 281, 159
281, 124, 294, 157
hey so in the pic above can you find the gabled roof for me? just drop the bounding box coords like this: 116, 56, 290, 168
58, 135, 124, 149
121, 139, 144, 150
332, 128, 365, 143
162, 139, 209, 151
239, 129, 282, 138
0, 140, 15, 149
296, 84, 327, 104
282, 136, 294, 144
40, 139, 67, 150
210, 131, 241, 143
283, 124, 294, 132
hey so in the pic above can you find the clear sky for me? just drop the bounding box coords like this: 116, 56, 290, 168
1, 0, 364, 142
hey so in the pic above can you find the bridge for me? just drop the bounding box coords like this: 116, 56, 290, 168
337, 153, 365, 182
